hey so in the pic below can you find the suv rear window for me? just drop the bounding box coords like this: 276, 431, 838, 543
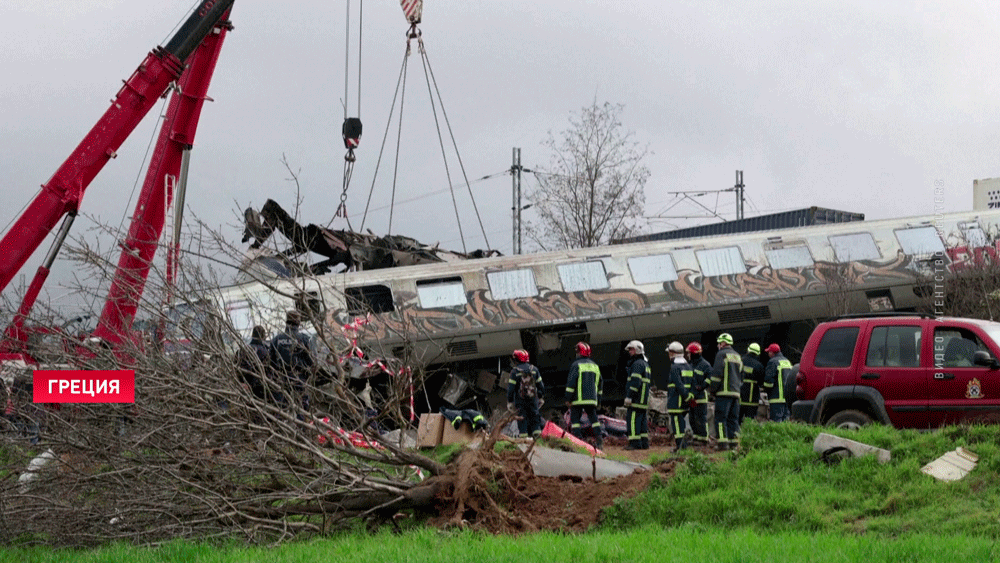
866, 325, 921, 367
814, 326, 860, 367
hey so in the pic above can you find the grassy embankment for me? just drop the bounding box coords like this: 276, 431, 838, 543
2, 421, 998, 562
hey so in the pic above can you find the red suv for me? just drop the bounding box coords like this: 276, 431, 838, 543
791, 314, 1000, 429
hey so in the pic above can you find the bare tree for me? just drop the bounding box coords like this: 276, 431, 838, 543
526, 101, 650, 250
0, 212, 466, 547
916, 255, 1000, 319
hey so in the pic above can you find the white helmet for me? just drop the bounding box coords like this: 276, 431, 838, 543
667, 341, 684, 354
625, 340, 644, 354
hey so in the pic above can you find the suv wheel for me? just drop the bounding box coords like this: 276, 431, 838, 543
826, 409, 872, 430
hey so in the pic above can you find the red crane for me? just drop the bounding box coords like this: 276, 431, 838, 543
0, 1, 235, 364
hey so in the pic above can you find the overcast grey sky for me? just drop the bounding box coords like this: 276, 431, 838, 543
2, 0, 999, 311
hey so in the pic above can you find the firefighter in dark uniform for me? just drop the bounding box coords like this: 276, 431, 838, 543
665, 341, 692, 451
740, 343, 766, 424
710, 333, 743, 451
507, 349, 545, 438
623, 340, 651, 450
764, 343, 793, 422
686, 341, 712, 445
565, 341, 603, 449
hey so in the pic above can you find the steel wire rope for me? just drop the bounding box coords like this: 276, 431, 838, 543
337, 0, 365, 229
418, 44, 492, 251
344, 0, 350, 121
388, 46, 412, 235
357, 0, 363, 119
353, 49, 409, 232
417, 42, 466, 253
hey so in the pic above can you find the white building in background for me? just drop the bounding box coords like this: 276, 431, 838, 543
973, 177, 1000, 211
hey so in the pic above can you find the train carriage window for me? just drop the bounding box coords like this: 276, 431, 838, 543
345, 285, 394, 315
895, 226, 945, 257
830, 233, 881, 262
558, 261, 609, 292
225, 301, 253, 335
295, 291, 325, 323
416, 277, 467, 308
765, 245, 814, 269
695, 247, 746, 277
487, 269, 538, 300
960, 222, 988, 248
628, 254, 678, 284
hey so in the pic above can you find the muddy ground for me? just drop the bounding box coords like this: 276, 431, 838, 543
428, 430, 721, 534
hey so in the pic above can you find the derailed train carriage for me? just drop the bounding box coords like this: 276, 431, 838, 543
204, 208, 1000, 414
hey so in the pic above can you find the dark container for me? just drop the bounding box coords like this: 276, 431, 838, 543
618, 207, 864, 244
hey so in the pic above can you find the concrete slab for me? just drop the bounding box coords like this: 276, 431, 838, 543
813, 432, 891, 464
921, 447, 978, 481
519, 444, 651, 480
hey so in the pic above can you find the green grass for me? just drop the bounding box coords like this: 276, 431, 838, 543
2, 527, 999, 562
603, 421, 1000, 538
3, 421, 999, 561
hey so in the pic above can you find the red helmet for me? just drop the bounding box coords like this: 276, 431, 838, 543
512, 349, 530, 363
766, 343, 781, 355
686, 342, 703, 354
576, 342, 592, 357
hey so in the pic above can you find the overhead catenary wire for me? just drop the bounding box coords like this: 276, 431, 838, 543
360, 170, 507, 216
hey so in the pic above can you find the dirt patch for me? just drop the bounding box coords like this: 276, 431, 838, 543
600, 434, 720, 463
428, 429, 714, 534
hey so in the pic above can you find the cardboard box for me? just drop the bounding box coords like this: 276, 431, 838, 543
417, 413, 445, 448
441, 420, 477, 445
475, 369, 497, 393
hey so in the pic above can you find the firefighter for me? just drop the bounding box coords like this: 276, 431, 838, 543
686, 341, 712, 445
564, 341, 603, 449
507, 349, 545, 438
623, 340, 651, 450
665, 341, 692, 451
764, 344, 793, 422
709, 333, 743, 451
740, 343, 766, 424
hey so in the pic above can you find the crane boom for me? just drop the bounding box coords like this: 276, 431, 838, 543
92, 11, 233, 345
0, 0, 235, 359
0, 0, 235, 296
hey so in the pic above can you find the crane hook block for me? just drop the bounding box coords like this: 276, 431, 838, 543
342, 117, 362, 150
400, 0, 423, 24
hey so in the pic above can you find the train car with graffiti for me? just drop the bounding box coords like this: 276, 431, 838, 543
209, 208, 1000, 411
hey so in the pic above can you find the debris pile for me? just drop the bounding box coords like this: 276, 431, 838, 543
240, 199, 499, 279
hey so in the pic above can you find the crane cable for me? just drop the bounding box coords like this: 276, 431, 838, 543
358, 4, 492, 253
336, 0, 364, 225
416, 32, 492, 252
